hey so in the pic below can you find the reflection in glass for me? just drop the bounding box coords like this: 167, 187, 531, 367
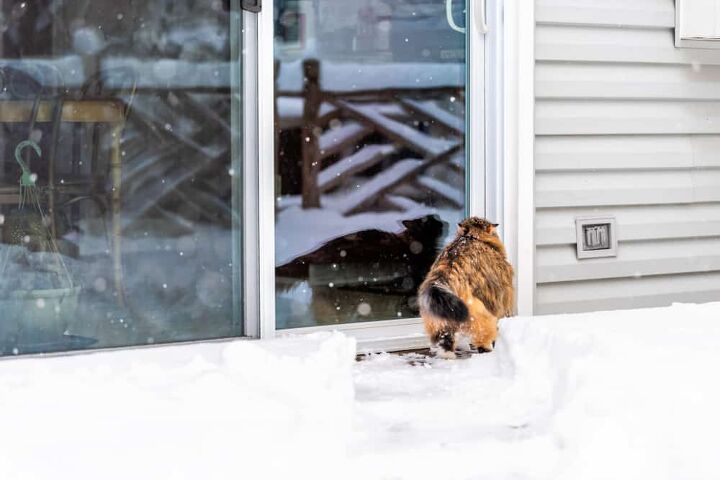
274, 0, 467, 328
0, 0, 242, 355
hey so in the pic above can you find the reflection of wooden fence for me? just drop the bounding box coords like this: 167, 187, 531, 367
277, 58, 466, 212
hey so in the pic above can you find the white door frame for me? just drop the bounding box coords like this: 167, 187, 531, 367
502, 0, 535, 316
252, 0, 517, 350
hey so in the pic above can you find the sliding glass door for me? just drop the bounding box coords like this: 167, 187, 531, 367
272, 0, 481, 329
0, 0, 488, 355
0, 0, 244, 356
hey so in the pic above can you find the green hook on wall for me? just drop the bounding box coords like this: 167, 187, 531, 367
14, 139, 42, 187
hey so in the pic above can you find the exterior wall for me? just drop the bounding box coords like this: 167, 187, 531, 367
535, 0, 720, 314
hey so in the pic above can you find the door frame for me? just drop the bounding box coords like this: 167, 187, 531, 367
502, 0, 535, 317
250, 0, 513, 350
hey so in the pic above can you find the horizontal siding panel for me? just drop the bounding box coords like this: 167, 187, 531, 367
537, 63, 720, 85
539, 272, 720, 303
537, 188, 697, 208
537, 289, 720, 314
538, 254, 720, 283
539, 237, 720, 266
537, 255, 720, 283
537, 80, 720, 101
537, 203, 720, 245
537, 170, 696, 191
537, 25, 720, 65
538, 220, 720, 246
536, 169, 720, 207
536, 0, 674, 29
536, 101, 720, 135
537, 63, 720, 100
536, 136, 720, 171
536, 273, 720, 314
537, 238, 720, 283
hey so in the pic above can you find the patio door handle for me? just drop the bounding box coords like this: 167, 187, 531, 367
445, 0, 488, 34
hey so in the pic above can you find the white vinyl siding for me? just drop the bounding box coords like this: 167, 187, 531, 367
535, 0, 720, 314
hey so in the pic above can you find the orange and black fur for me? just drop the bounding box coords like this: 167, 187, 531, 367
418, 217, 514, 358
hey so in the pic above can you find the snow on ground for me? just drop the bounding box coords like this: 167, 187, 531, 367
3, 302, 720, 479
0, 333, 356, 480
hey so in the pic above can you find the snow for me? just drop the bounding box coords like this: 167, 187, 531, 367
5, 302, 720, 479
276, 60, 465, 93
318, 144, 396, 191
351, 302, 720, 479
0, 56, 86, 88
318, 121, 368, 153
335, 158, 424, 215
102, 57, 232, 89
402, 98, 465, 134
276, 97, 337, 125
5, 57, 462, 92
416, 175, 465, 207
340, 101, 458, 156
0, 332, 356, 480
275, 202, 434, 265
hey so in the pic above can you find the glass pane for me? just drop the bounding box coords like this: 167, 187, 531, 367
0, 1, 243, 356
274, 0, 467, 328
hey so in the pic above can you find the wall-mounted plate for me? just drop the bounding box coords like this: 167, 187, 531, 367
575, 217, 618, 259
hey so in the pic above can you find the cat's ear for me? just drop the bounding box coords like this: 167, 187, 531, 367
488, 223, 499, 234
457, 222, 466, 235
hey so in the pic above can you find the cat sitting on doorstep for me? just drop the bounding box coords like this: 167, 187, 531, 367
419, 216, 514, 358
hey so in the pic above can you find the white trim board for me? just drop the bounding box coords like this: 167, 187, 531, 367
503, 0, 535, 315
242, 10, 261, 338
485, 0, 505, 227
258, 1, 277, 339
468, 0, 487, 218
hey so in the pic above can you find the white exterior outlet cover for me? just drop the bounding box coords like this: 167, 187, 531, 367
575, 217, 618, 259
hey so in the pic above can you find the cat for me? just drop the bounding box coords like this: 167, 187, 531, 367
418, 216, 514, 358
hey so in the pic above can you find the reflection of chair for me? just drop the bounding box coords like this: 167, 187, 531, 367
0, 65, 134, 305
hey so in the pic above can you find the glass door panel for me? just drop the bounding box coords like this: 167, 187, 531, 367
0, 0, 244, 355
274, 0, 469, 328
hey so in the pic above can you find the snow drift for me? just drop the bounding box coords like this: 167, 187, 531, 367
3, 302, 720, 479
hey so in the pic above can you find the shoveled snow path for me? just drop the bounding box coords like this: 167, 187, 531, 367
349, 303, 720, 480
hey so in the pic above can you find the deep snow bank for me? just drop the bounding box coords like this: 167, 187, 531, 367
0, 333, 356, 480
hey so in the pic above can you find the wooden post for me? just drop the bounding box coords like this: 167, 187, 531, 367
301, 59, 321, 209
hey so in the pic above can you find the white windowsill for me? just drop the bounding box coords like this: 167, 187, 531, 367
278, 318, 429, 353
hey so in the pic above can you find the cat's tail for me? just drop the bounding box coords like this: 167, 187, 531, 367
419, 283, 469, 322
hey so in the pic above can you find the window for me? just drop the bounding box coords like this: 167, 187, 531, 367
0, 0, 244, 356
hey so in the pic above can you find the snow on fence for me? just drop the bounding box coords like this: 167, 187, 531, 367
288, 58, 465, 212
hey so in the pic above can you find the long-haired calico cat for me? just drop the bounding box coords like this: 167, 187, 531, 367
418, 217, 514, 358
